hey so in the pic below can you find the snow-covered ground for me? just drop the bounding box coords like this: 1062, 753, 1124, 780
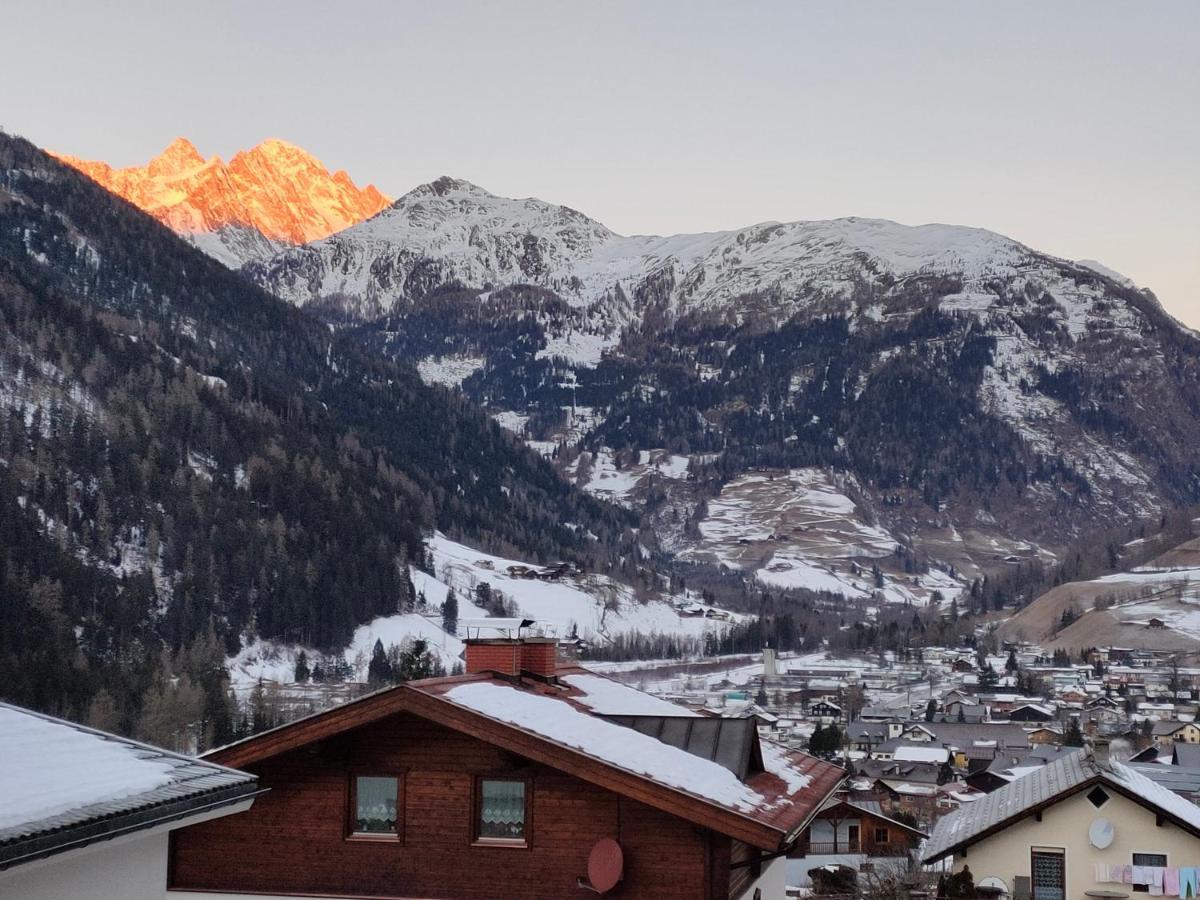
680, 468, 962, 605
428, 532, 736, 641
227, 532, 736, 692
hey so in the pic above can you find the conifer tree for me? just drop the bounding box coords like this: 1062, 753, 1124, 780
442, 589, 458, 637
368, 638, 393, 686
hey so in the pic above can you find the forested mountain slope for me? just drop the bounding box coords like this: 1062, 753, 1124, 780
0, 133, 633, 738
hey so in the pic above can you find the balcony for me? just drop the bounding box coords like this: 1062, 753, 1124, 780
799, 840, 911, 857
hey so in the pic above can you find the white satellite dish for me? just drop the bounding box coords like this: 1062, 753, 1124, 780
1089, 818, 1115, 849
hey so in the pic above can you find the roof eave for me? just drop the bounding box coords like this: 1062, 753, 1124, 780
0, 783, 265, 871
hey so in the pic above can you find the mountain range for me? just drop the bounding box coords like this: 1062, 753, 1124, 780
52, 139, 1200, 604
242, 174, 1200, 595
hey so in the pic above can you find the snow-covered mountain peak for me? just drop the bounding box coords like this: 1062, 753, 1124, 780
1076, 258, 1137, 289
255, 172, 1049, 311
381, 175, 616, 240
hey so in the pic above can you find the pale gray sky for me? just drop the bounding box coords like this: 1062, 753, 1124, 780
5, 1, 1198, 323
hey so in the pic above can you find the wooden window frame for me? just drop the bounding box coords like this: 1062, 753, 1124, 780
346, 771, 405, 843
874, 826, 889, 845
471, 774, 533, 849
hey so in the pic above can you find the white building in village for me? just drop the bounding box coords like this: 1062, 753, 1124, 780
925, 746, 1200, 899
0, 702, 259, 900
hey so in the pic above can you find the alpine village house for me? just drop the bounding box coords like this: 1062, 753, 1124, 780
924, 744, 1200, 899
162, 633, 846, 900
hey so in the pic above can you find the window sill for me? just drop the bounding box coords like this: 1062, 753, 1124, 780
345, 832, 402, 843
472, 837, 529, 849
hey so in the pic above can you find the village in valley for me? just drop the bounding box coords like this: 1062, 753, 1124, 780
11, 612, 1200, 898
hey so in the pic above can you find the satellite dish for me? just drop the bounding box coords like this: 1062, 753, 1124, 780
979, 876, 1010, 897
587, 837, 624, 894
1089, 818, 1115, 849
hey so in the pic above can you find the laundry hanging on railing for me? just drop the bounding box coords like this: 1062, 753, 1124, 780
1097, 864, 1200, 898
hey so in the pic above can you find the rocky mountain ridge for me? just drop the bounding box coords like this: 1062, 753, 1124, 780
53, 137, 391, 266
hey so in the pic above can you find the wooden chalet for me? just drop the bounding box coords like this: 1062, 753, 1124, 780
792, 797, 925, 857
807, 700, 842, 721
167, 636, 844, 900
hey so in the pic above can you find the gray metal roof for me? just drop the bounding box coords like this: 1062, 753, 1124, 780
856, 759, 941, 784
600, 714, 763, 780
847, 719, 891, 742
925, 750, 1094, 861
0, 702, 259, 869
1176, 744, 1200, 767
1129, 763, 1200, 795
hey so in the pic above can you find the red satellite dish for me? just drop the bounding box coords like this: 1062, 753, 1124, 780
587, 837, 624, 894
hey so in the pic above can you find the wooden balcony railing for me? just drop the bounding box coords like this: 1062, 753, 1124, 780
799, 841, 911, 857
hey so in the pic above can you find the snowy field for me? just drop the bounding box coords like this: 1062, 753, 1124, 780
680, 468, 962, 605
416, 354, 485, 387
428, 532, 736, 641
227, 532, 736, 692
567, 447, 692, 507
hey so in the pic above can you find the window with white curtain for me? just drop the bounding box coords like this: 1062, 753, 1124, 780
354, 775, 398, 835
477, 778, 527, 841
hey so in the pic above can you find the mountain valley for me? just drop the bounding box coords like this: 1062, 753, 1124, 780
20, 129, 1200, 746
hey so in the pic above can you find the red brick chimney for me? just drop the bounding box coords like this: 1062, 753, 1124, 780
464, 640, 522, 677
463, 637, 559, 679
519, 638, 558, 679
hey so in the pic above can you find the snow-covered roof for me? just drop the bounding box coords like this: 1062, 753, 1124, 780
0, 702, 258, 868
562, 673, 701, 717
887, 782, 938, 796
924, 749, 1200, 862
892, 746, 951, 764
439, 681, 787, 816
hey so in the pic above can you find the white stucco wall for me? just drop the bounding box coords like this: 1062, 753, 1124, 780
0, 830, 169, 900
948, 787, 1200, 897
739, 854, 788, 899
0, 799, 254, 900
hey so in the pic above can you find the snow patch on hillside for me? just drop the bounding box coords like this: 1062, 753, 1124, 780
570, 448, 692, 506
416, 355, 485, 388
681, 468, 962, 605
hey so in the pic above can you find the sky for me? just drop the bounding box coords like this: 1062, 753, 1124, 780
4, 1, 1198, 323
